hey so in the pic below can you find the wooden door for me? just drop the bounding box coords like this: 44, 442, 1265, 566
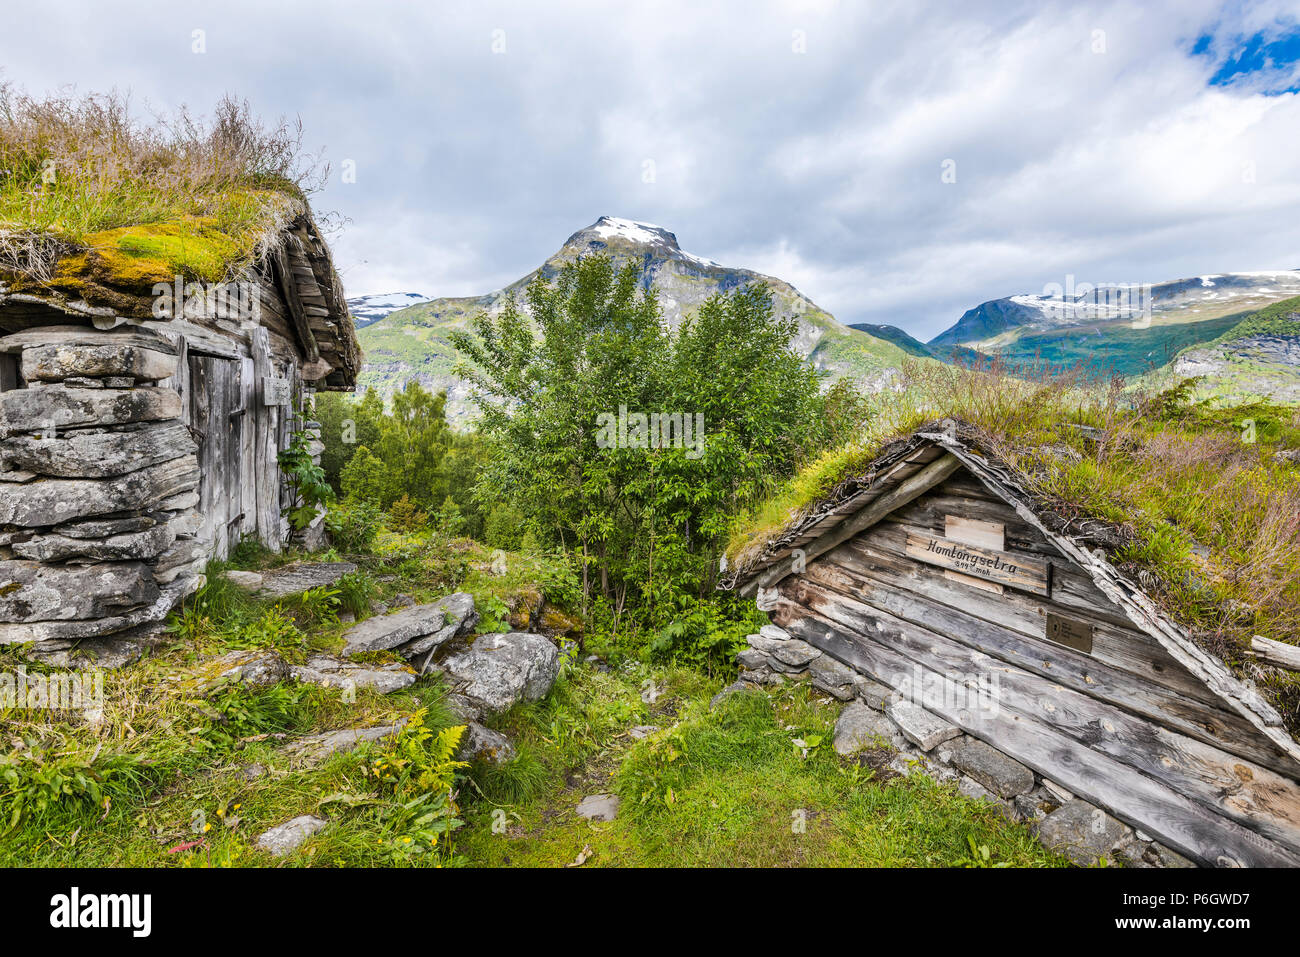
186, 354, 245, 559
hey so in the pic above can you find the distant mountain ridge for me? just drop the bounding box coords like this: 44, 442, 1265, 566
357, 216, 926, 417
929, 271, 1300, 376
347, 292, 433, 327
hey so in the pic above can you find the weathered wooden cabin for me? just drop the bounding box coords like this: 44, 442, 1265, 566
0, 210, 359, 663
723, 419, 1300, 867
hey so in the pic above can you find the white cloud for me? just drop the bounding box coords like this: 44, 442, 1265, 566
1, 0, 1297, 341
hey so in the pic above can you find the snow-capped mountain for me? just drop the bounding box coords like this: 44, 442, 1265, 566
357, 216, 920, 417
928, 270, 1300, 376
347, 292, 433, 328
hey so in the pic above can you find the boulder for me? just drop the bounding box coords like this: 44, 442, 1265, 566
947, 738, 1035, 798
0, 386, 182, 438
340, 592, 476, 659
438, 631, 559, 714
1036, 799, 1130, 867
0, 455, 198, 526
255, 815, 327, 857
0, 560, 158, 622
1, 421, 196, 478
21, 342, 177, 383
200, 649, 291, 690
736, 648, 768, 671
834, 700, 904, 754
459, 721, 516, 764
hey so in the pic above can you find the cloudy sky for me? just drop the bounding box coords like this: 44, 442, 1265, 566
3, 0, 1299, 340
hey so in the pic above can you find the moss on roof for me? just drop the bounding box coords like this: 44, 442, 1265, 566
0, 88, 318, 297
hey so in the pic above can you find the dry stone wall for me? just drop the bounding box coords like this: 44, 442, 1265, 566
0, 327, 207, 662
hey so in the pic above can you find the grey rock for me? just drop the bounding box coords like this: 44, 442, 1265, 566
834, 700, 904, 754
340, 591, 475, 658
758, 624, 789, 642
1037, 799, 1129, 866
808, 654, 860, 700
285, 722, 406, 761
0, 386, 182, 438
439, 632, 559, 714
237, 561, 358, 601
459, 721, 516, 764
12, 523, 176, 562
576, 793, 620, 821
627, 725, 660, 739
0, 455, 198, 527
398, 593, 479, 660
947, 738, 1036, 798
205, 649, 290, 689
1013, 793, 1050, 823
1144, 843, 1197, 869
255, 815, 327, 856
857, 676, 900, 711
222, 570, 264, 591
289, 655, 416, 695
1, 421, 196, 478
22, 342, 177, 383
772, 639, 821, 668
0, 560, 158, 622
958, 774, 996, 801
746, 633, 786, 654
735, 648, 768, 671
53, 514, 158, 539
885, 700, 961, 751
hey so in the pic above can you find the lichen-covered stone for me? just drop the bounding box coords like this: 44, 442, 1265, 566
437, 631, 559, 714
21, 343, 177, 383
0, 560, 158, 622
0, 386, 182, 438
1, 421, 196, 478
0, 455, 198, 526
11, 523, 175, 562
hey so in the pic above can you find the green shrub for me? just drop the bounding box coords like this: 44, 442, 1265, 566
325, 499, 385, 553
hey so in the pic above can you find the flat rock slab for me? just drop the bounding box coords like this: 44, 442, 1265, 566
0, 455, 198, 527
256, 815, 327, 857
1036, 799, 1130, 867
0, 559, 159, 622
576, 793, 620, 821
228, 562, 357, 601
22, 342, 177, 382
0, 386, 182, 438
627, 725, 660, 739
885, 700, 961, 751
947, 738, 1036, 798
12, 523, 176, 562
1, 421, 196, 478
438, 631, 559, 714
834, 700, 905, 754
808, 654, 860, 700
284, 722, 406, 762
771, 639, 821, 668
289, 655, 416, 695
758, 624, 790, 642
339, 592, 475, 659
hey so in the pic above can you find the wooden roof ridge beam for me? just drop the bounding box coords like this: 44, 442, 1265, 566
742, 452, 962, 597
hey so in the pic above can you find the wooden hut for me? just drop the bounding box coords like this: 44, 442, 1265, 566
0, 208, 359, 662
722, 418, 1300, 867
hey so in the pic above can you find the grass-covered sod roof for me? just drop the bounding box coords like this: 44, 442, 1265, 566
0, 87, 321, 302
725, 360, 1300, 733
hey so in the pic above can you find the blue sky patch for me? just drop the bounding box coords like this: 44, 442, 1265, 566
1193, 25, 1300, 93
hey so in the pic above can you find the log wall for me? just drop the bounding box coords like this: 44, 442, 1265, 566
766, 470, 1300, 867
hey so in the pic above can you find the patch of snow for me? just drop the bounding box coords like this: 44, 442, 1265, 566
590, 217, 672, 245
1199, 275, 1217, 287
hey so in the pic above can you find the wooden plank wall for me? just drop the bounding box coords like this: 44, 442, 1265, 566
771, 469, 1300, 867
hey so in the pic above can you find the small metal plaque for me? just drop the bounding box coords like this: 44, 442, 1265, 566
1045, 613, 1093, 654
262, 376, 291, 406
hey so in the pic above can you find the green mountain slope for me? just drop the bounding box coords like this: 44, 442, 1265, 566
1153, 295, 1300, 405
358, 217, 928, 417
929, 272, 1300, 377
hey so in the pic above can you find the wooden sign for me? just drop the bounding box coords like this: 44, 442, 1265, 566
262, 376, 291, 406
943, 515, 1005, 595
905, 530, 1051, 596
1046, 612, 1093, 654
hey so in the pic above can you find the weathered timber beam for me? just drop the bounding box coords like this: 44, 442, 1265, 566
743, 452, 962, 597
